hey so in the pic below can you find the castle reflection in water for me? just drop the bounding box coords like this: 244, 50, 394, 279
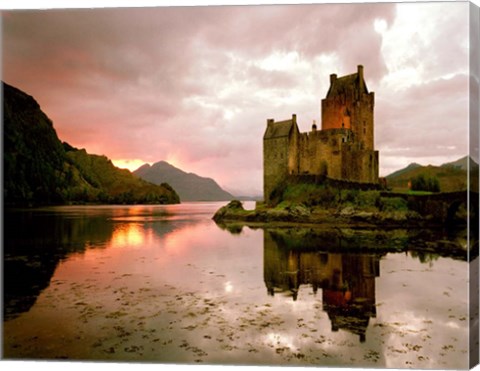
263, 229, 381, 343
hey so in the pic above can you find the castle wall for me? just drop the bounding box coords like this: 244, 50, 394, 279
322, 93, 375, 151
341, 148, 379, 183
351, 92, 375, 151
263, 136, 290, 201
287, 125, 300, 175
264, 126, 379, 200
297, 129, 351, 180
321, 97, 352, 130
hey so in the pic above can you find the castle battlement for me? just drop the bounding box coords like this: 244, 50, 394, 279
263, 65, 379, 201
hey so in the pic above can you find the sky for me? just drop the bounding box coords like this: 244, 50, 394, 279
1, 0, 477, 196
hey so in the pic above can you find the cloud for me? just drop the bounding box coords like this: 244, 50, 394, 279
380, 2, 469, 86
375, 73, 469, 176
2, 2, 470, 194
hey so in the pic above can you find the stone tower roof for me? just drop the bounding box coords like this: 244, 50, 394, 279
325, 65, 369, 99
263, 115, 298, 139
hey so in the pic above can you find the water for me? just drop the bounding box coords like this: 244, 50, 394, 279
3, 203, 473, 368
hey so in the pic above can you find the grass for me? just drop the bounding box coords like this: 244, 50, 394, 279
390, 189, 434, 196
274, 183, 408, 212
406, 190, 434, 196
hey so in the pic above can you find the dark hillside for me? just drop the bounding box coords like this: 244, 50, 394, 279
3, 82, 68, 205
65, 148, 179, 204
3, 82, 179, 205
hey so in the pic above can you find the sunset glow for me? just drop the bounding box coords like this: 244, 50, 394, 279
111, 224, 145, 248
111, 159, 150, 172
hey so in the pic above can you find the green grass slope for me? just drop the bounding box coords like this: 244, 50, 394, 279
386, 162, 469, 192
65, 147, 179, 204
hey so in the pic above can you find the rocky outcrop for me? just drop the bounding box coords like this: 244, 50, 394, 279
213, 200, 425, 227
212, 200, 253, 222
335, 207, 422, 224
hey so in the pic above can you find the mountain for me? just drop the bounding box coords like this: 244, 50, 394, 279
385, 158, 476, 192
4, 82, 68, 205
441, 156, 470, 170
3, 81, 179, 206
384, 162, 422, 180
63, 145, 180, 204
134, 161, 234, 202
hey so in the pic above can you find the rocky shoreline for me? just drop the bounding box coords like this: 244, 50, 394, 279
213, 199, 428, 228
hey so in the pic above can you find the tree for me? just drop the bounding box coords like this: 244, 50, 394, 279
410, 174, 440, 192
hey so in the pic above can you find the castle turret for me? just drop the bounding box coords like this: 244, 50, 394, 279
321, 65, 374, 150
357, 65, 363, 81
263, 114, 299, 202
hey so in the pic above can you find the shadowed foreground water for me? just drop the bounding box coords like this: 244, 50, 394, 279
3, 203, 473, 368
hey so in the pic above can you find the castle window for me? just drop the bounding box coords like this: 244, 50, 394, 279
363, 128, 366, 134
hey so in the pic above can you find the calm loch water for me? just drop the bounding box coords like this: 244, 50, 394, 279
3, 203, 475, 368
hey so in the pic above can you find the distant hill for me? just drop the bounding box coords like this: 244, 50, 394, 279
134, 161, 234, 202
441, 156, 475, 171
3, 82, 179, 206
385, 157, 479, 192
384, 162, 422, 180
63, 145, 180, 204
234, 195, 263, 202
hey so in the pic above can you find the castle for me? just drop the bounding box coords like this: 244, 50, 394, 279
263, 65, 379, 201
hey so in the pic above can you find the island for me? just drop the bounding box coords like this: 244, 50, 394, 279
213, 66, 478, 253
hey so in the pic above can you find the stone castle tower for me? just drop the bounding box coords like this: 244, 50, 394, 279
263, 65, 379, 201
